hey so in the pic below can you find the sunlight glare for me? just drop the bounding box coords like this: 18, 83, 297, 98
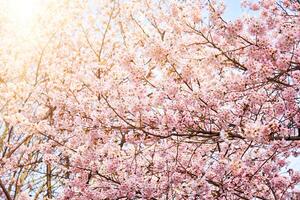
7, 0, 39, 33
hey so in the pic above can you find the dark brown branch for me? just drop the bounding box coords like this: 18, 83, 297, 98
46, 164, 52, 198
272, 135, 300, 141
37, 132, 77, 153
0, 179, 12, 200
250, 151, 277, 180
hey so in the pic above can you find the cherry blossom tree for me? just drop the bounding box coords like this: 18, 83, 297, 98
0, 0, 299, 199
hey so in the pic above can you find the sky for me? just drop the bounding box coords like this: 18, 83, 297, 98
223, 0, 258, 20
224, 0, 244, 20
